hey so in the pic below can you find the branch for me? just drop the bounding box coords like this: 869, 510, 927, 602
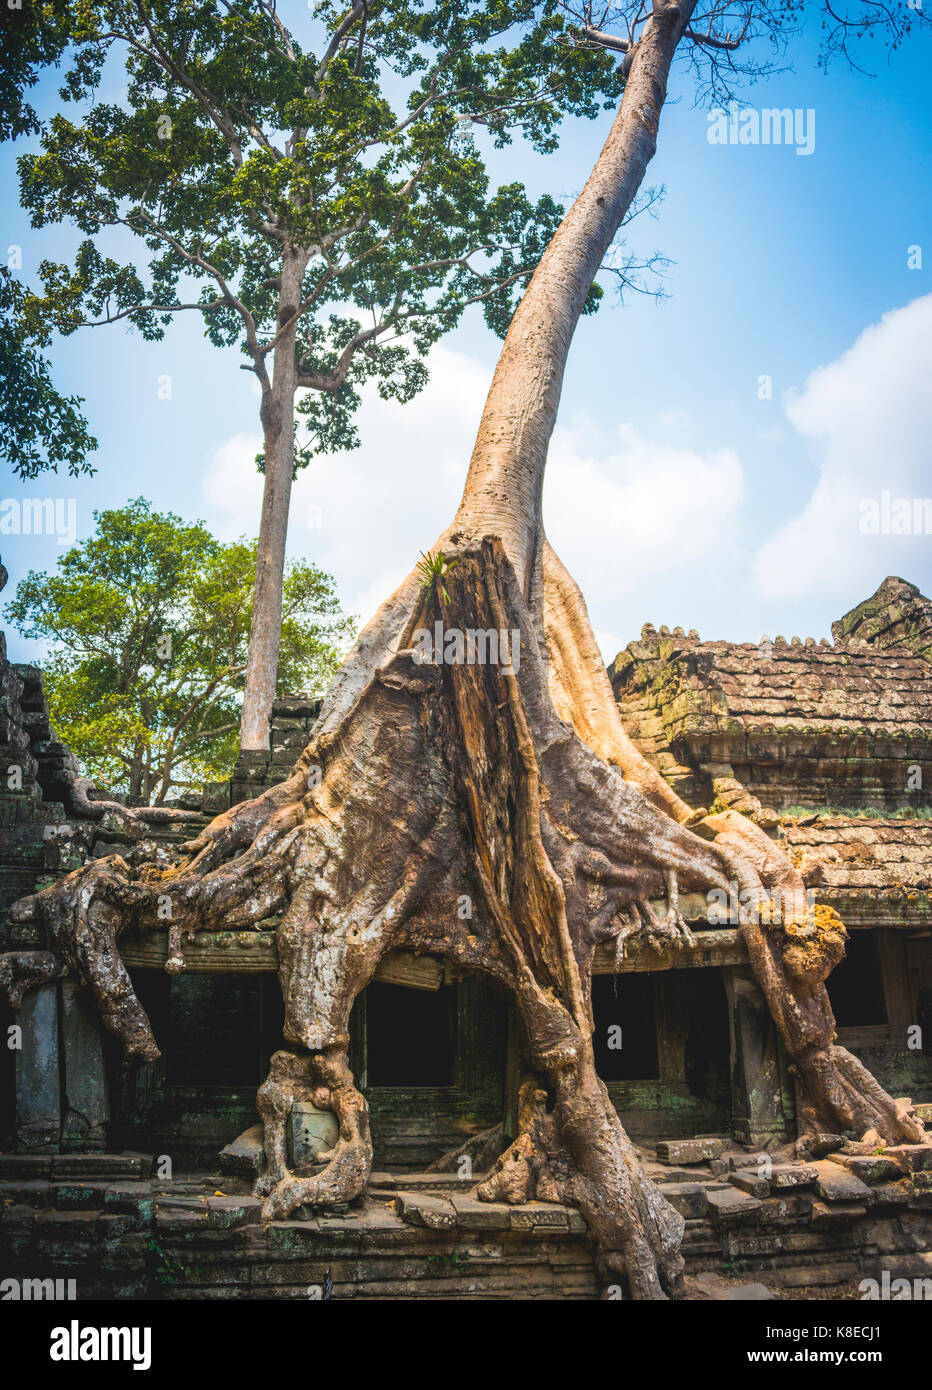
581, 25, 631, 54
296, 317, 394, 391
684, 16, 751, 51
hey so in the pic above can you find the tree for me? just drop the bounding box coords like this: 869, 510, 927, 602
4, 2, 930, 1301
11, 0, 620, 748
0, 267, 98, 479
5, 498, 353, 802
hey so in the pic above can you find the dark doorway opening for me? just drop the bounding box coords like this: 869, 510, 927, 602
826, 930, 888, 1027
681, 970, 731, 1106
365, 981, 456, 1087
591, 974, 660, 1081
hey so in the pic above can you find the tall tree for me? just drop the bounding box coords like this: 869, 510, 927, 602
4, 2, 930, 1301
11, 0, 619, 747
5, 498, 353, 802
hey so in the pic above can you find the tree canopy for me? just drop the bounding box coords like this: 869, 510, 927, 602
11, 0, 617, 465
0, 266, 98, 480
4, 497, 354, 802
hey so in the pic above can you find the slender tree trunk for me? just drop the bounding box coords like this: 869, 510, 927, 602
453, 0, 697, 591
239, 248, 308, 750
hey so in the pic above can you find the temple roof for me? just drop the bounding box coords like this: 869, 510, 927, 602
610, 577, 932, 742
781, 816, 932, 896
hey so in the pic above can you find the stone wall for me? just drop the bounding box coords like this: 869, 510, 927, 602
2, 1150, 931, 1301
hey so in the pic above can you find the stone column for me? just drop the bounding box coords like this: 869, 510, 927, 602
60, 980, 110, 1150
15, 982, 61, 1150
723, 967, 792, 1146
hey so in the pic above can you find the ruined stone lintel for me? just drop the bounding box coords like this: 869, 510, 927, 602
117, 923, 751, 982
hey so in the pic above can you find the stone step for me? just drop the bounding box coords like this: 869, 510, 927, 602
811, 1160, 873, 1203
0, 1152, 148, 1181
655, 1138, 724, 1166
368, 1170, 483, 1193
704, 1186, 763, 1226
827, 1153, 902, 1184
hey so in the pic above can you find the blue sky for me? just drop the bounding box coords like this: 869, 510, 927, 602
2, 10, 931, 665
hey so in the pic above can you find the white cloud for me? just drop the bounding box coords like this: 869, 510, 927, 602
545, 421, 744, 603
202, 350, 746, 648
753, 294, 932, 601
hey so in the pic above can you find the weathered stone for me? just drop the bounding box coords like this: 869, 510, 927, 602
655, 1138, 723, 1166
60, 980, 109, 1150
812, 1161, 873, 1203
729, 1171, 771, 1198
265, 1221, 324, 1256
36, 1209, 99, 1245
809, 1199, 867, 1225
206, 1195, 263, 1230
795, 1133, 844, 1161
728, 1152, 770, 1173
154, 1205, 209, 1233
0, 1154, 52, 1179
885, 1144, 932, 1174
769, 1164, 819, 1190
103, 1183, 154, 1224
288, 1102, 339, 1171
15, 982, 60, 1150
829, 1154, 902, 1184
97, 1211, 138, 1241
870, 1180, 912, 1207
661, 1182, 722, 1220
51, 1154, 145, 1179
396, 1193, 457, 1230
49, 1181, 108, 1209
10, 1179, 50, 1207
218, 1124, 265, 1179
723, 968, 791, 1146
689, 1271, 776, 1300
705, 1187, 763, 1226
448, 1196, 512, 1230
509, 1203, 568, 1230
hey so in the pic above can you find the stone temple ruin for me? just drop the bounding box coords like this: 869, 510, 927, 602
1, 573, 930, 1299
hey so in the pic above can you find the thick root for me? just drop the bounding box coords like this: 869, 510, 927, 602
8, 534, 925, 1300
257, 1047, 372, 1219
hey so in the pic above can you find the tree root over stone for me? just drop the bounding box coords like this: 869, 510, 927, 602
2, 537, 926, 1298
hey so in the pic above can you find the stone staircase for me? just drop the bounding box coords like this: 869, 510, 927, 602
2, 1140, 930, 1300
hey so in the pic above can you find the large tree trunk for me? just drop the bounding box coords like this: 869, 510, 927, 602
239, 248, 308, 751
3, 0, 925, 1300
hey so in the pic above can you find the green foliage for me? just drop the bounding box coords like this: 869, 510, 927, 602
4, 498, 355, 802
11, 1, 619, 465
416, 548, 457, 603
0, 0, 73, 141
0, 266, 97, 479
